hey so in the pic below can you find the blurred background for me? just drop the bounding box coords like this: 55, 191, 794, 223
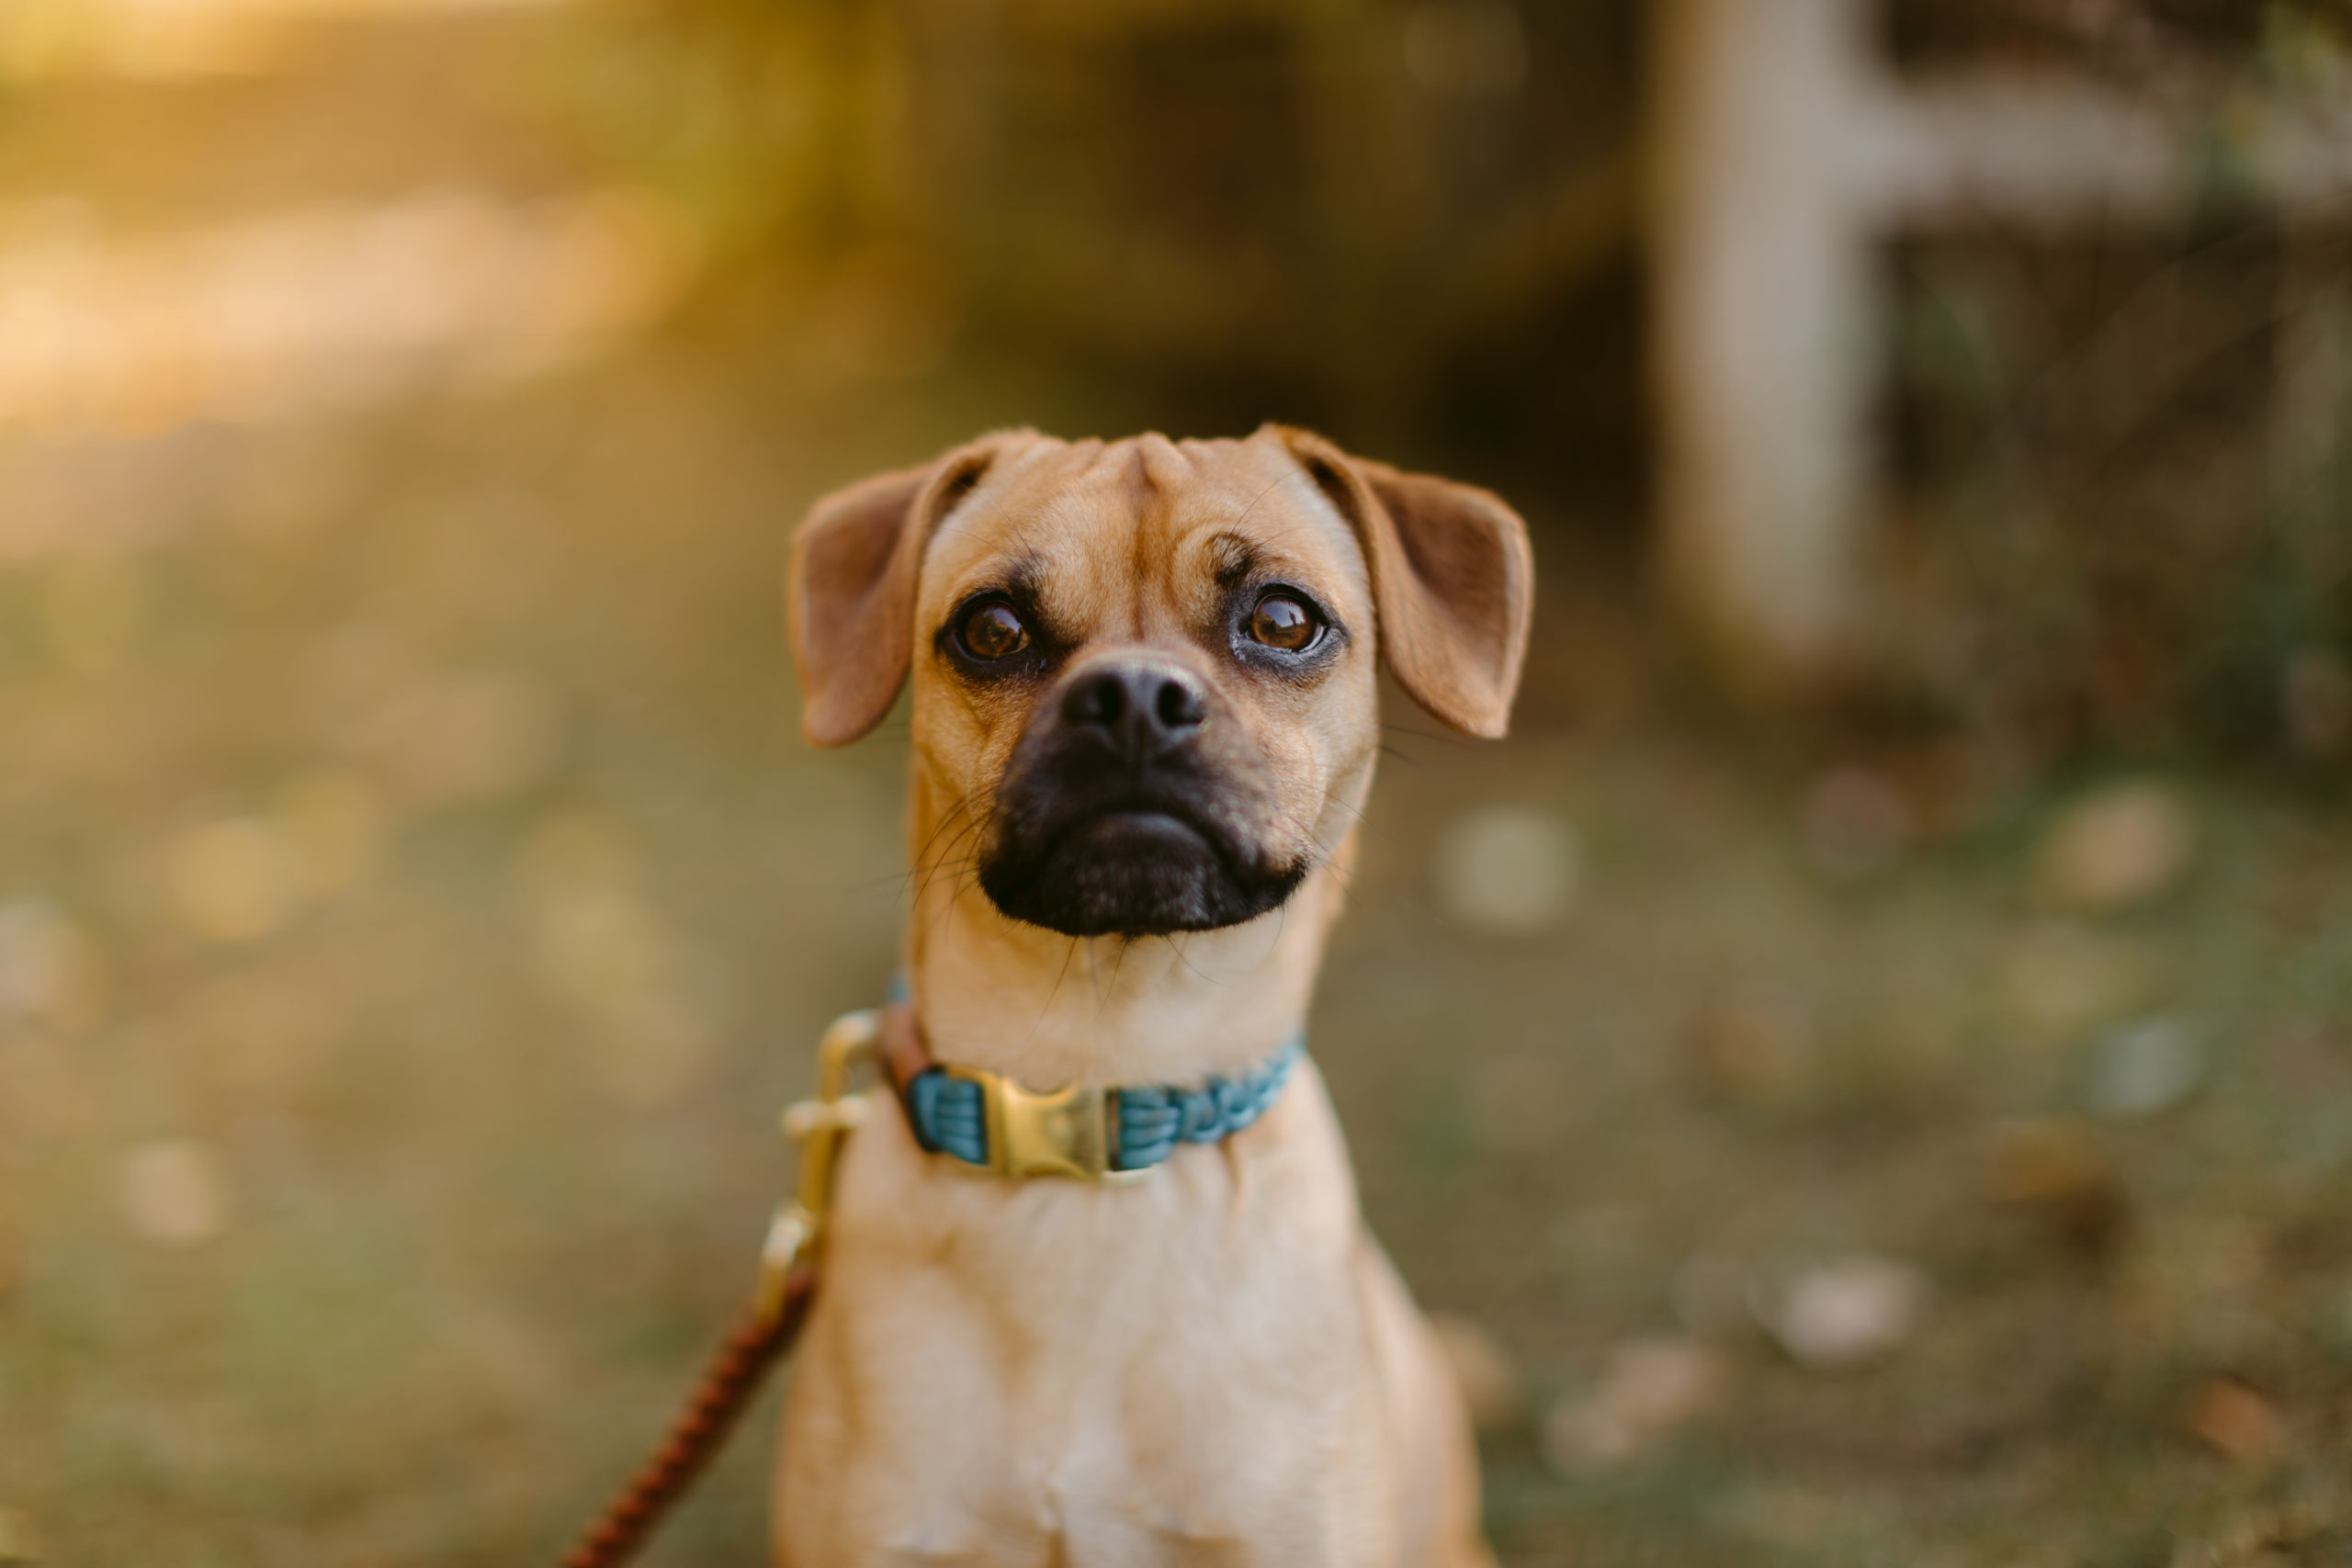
3, 0, 2351, 1562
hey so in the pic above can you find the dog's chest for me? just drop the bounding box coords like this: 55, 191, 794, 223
775, 1075, 1400, 1567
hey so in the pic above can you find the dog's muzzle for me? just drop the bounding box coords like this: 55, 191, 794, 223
976, 656, 1306, 937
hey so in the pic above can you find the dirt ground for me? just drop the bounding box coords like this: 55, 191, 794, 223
6, 10, 2352, 1567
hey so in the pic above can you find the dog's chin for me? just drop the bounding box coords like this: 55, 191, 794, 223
978, 810, 1306, 938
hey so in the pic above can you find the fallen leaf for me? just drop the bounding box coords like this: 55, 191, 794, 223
2086, 1017, 2205, 1120
1765, 1257, 1927, 1371
1429, 1312, 1521, 1431
116, 1137, 232, 1247
2034, 782, 2195, 912
1543, 1336, 1730, 1469
2183, 1376, 2283, 1466
1432, 807, 1580, 935
166, 817, 299, 943
1990, 1117, 2132, 1259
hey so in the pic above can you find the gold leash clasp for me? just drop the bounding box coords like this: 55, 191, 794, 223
754, 1010, 877, 1324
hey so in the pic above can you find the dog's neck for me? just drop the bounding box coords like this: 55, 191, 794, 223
900, 765, 1351, 1090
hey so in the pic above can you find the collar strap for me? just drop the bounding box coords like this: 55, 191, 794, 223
876, 993, 1303, 1183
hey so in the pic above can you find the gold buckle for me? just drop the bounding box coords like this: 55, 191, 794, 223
944, 1066, 1148, 1184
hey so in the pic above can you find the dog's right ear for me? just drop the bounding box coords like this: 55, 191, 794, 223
788, 434, 1013, 747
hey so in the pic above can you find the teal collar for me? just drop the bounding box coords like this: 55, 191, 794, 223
880, 979, 1305, 1181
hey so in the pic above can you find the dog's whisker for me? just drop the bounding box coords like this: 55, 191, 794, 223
1022, 935, 1081, 1051
1160, 932, 1219, 989
907, 790, 1000, 908
910, 793, 978, 860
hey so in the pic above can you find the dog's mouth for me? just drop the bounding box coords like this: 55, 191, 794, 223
1058, 806, 1215, 857
978, 794, 1305, 938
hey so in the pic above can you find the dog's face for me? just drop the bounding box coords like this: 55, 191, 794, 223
789, 426, 1533, 940
914, 437, 1378, 936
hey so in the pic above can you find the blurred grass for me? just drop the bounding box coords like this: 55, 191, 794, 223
6, 341, 2350, 1562
4, 3, 2352, 1566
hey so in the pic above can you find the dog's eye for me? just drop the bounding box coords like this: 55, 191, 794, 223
1248, 593, 1319, 652
957, 601, 1030, 660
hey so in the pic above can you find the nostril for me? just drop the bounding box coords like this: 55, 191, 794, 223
1156, 677, 1204, 730
1065, 674, 1125, 729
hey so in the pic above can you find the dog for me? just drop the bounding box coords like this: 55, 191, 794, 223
777, 425, 1533, 1567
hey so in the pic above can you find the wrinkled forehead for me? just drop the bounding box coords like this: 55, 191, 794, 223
916, 435, 1369, 623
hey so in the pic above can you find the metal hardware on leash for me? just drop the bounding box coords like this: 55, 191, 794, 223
559, 1009, 878, 1568
756, 1010, 877, 1320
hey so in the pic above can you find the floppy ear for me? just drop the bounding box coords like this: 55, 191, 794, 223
788, 434, 1012, 746
1275, 427, 1535, 739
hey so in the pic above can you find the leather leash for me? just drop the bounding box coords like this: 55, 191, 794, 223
559, 1010, 879, 1568
559, 1269, 815, 1568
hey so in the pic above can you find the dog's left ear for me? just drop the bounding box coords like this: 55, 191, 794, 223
789, 434, 1017, 746
1275, 428, 1535, 739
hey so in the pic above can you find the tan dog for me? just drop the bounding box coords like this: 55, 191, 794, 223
778, 425, 1532, 1567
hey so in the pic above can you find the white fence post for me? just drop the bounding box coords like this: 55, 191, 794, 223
1651, 0, 1876, 686
1651, 1, 2352, 691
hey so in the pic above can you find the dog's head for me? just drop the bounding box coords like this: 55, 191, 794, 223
788, 427, 1532, 939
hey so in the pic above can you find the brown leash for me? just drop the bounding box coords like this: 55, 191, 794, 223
558, 1011, 880, 1568
560, 1268, 816, 1568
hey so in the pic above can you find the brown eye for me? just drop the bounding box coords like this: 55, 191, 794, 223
1248, 592, 1317, 652
957, 601, 1029, 660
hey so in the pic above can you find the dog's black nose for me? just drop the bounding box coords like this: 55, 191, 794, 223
1061, 660, 1207, 760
